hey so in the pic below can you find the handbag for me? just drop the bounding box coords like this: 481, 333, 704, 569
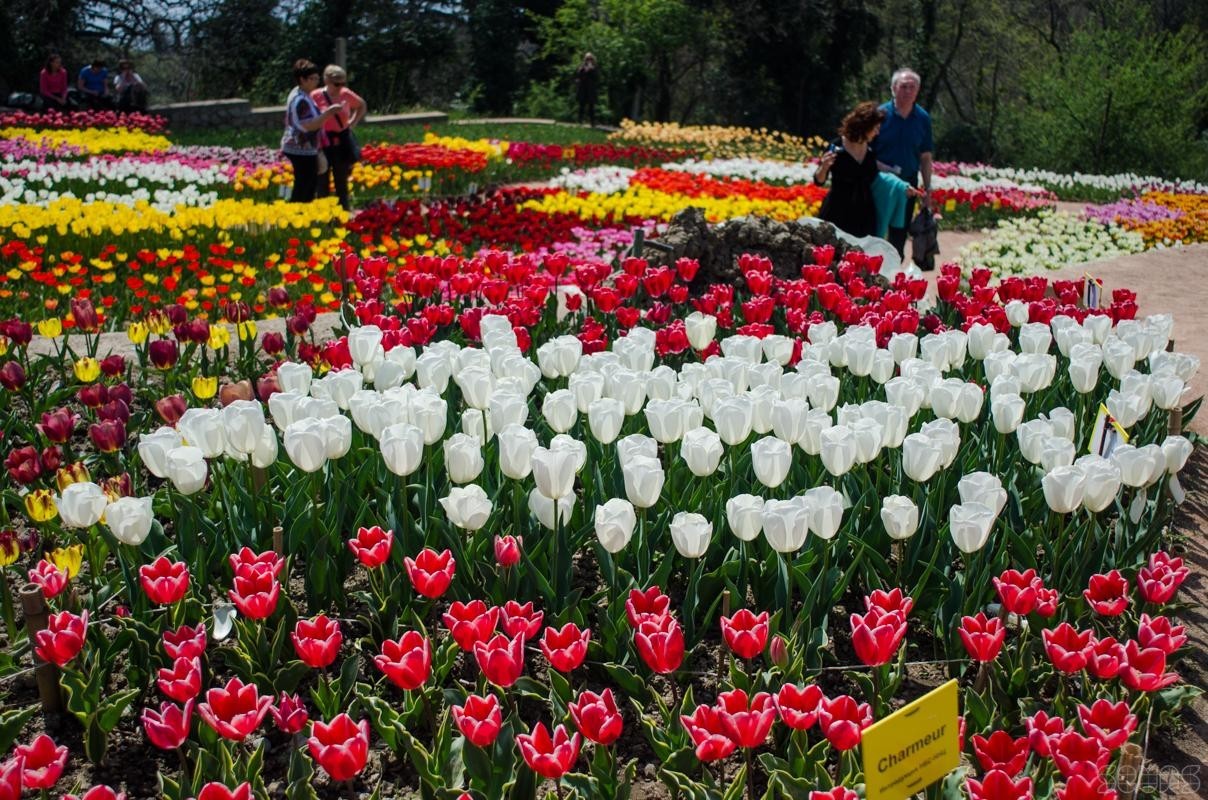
346, 127, 361, 164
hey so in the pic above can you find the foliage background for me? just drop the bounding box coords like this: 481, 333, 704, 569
2, 0, 1206, 179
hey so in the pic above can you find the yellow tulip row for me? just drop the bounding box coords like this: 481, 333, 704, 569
0, 126, 173, 154
519, 186, 822, 224
610, 119, 827, 161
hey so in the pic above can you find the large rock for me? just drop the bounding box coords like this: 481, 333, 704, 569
643, 208, 860, 290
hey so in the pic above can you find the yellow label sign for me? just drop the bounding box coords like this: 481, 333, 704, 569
862, 679, 959, 800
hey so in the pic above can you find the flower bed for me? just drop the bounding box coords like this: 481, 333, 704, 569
958, 211, 1146, 276
0, 231, 1199, 798
1083, 192, 1208, 247
936, 162, 1208, 204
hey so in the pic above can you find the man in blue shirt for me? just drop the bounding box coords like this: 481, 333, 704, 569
873, 68, 934, 263
77, 60, 113, 109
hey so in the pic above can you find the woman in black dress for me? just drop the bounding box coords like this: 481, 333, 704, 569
813, 101, 888, 238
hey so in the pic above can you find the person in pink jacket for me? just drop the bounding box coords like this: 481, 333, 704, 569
310, 64, 367, 210
39, 54, 70, 111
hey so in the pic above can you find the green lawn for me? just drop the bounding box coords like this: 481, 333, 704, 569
171, 120, 613, 149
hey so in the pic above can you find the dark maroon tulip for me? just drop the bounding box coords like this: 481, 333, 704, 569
2, 319, 32, 346
149, 339, 179, 369
5, 446, 42, 484
256, 373, 280, 402
268, 287, 291, 308
98, 400, 130, 424
109, 382, 133, 407
261, 332, 285, 355
164, 304, 187, 325
70, 298, 100, 332
100, 354, 126, 377
155, 394, 188, 425
224, 301, 251, 324
40, 445, 62, 471
77, 383, 108, 408
0, 361, 26, 390
38, 407, 78, 443
89, 419, 126, 453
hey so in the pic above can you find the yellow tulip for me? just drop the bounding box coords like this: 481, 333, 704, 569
237, 320, 257, 342
38, 318, 63, 338
193, 375, 218, 399
207, 325, 231, 351
48, 544, 85, 578
56, 462, 91, 491
127, 320, 150, 344
73, 357, 101, 383
0, 337, 8, 357
0, 532, 18, 566
24, 489, 58, 522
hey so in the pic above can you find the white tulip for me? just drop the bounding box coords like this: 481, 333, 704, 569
713, 396, 754, 446
444, 432, 485, 484
645, 399, 692, 444
348, 325, 384, 366
685, 312, 717, 351
751, 435, 792, 489
1019, 323, 1052, 354
250, 424, 279, 469
542, 389, 578, 433
646, 366, 678, 401
587, 397, 625, 444
284, 420, 327, 473
681, 426, 724, 477
771, 398, 809, 445
384, 345, 417, 381
607, 369, 647, 415
888, 333, 918, 364
1102, 337, 1136, 380
415, 350, 453, 393
880, 496, 919, 540
806, 374, 840, 412
1075, 454, 1122, 512
139, 427, 183, 478
1043, 465, 1086, 513
1005, 300, 1029, 327
1016, 419, 1053, 465
276, 362, 313, 395
167, 446, 209, 493
528, 489, 574, 530
726, 494, 765, 541
949, 502, 996, 553
902, 433, 943, 482
594, 498, 637, 553
966, 323, 997, 361
440, 484, 493, 530
884, 376, 925, 419
58, 481, 108, 528
318, 415, 352, 460
991, 393, 1025, 434
106, 495, 154, 545
616, 434, 657, 466
1161, 435, 1193, 475
410, 392, 449, 445
804, 486, 844, 539
1150, 374, 1185, 411
1039, 436, 1075, 471
957, 471, 1007, 516
622, 455, 664, 508
670, 512, 712, 558
569, 371, 606, 413
762, 497, 810, 553
177, 408, 225, 459
532, 445, 578, 499
380, 423, 425, 477
820, 424, 858, 477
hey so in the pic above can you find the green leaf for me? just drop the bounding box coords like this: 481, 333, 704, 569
0, 704, 38, 753
96, 688, 140, 731
286, 746, 321, 800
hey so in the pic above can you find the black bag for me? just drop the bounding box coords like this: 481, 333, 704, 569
345, 127, 361, 164
909, 206, 940, 271
5, 92, 42, 111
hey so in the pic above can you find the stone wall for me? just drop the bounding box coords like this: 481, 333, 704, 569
149, 97, 446, 132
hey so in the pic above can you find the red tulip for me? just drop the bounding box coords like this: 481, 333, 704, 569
809, 789, 859, 800
149, 339, 180, 369
971, 730, 1030, 776
13, 733, 68, 790
1051, 730, 1110, 780
292, 614, 343, 669
1083, 570, 1129, 616
404, 547, 455, 598
716, 689, 777, 749
776, 683, 825, 730
142, 699, 194, 750
517, 722, 581, 779
1042, 623, 1093, 673
493, 534, 522, 568
959, 612, 1006, 662
720, 609, 769, 660
453, 693, 503, 748
1120, 641, 1179, 692
157, 656, 202, 702
192, 783, 252, 800
163, 623, 207, 660
28, 559, 69, 600
818, 695, 872, 751
6, 446, 42, 484
500, 599, 544, 640
88, 419, 126, 453
473, 633, 526, 687
62, 784, 128, 800
139, 556, 190, 605
0, 756, 20, 800
1137, 613, 1187, 655
34, 609, 88, 667
866, 589, 915, 619
271, 692, 310, 734
1086, 636, 1127, 680
1056, 775, 1118, 800
850, 606, 906, 666
568, 688, 623, 746
37, 407, 78, 444
967, 769, 1033, 800
625, 585, 671, 628
1136, 551, 1187, 605
0, 361, 26, 391
228, 547, 284, 578
442, 600, 500, 651
70, 297, 100, 331
1034, 587, 1060, 617
540, 622, 590, 673
992, 568, 1041, 616
197, 677, 272, 742
228, 564, 279, 620
154, 394, 187, 425
374, 631, 431, 691
347, 525, 393, 568
680, 704, 737, 762
308, 713, 370, 781
1076, 699, 1136, 751
1024, 710, 1067, 758
634, 614, 684, 674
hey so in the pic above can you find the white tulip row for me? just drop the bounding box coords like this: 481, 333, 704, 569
129, 307, 1197, 556
958, 211, 1147, 275
0, 157, 233, 207
947, 164, 1208, 196
53, 480, 156, 545
0, 184, 222, 210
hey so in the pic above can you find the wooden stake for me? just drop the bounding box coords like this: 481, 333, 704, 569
20, 583, 63, 713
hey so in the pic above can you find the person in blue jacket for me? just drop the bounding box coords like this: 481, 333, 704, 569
873, 68, 934, 260
77, 60, 113, 109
